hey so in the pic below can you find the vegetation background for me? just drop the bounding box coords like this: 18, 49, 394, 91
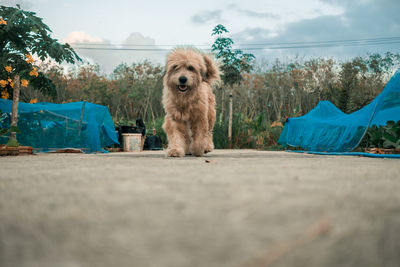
2, 6, 400, 151
17, 52, 400, 149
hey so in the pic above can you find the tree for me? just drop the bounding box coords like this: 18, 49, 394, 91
211, 24, 255, 86
0, 5, 81, 145
0, 5, 81, 98
211, 24, 255, 146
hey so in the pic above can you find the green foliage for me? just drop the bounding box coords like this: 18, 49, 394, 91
211, 24, 255, 86
213, 113, 283, 149
338, 62, 356, 112
337, 53, 400, 113
0, 126, 21, 136
382, 121, 400, 148
6, 137, 19, 147
0, 5, 80, 63
17, 51, 400, 150
360, 120, 400, 149
149, 117, 167, 147
0, 108, 20, 145
0, 5, 81, 98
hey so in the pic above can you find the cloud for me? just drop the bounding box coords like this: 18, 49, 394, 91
64, 31, 165, 74
120, 32, 166, 64
191, 5, 279, 26
227, 4, 279, 20
62, 31, 105, 44
231, 0, 400, 60
123, 32, 156, 46
237, 9, 280, 20
191, 10, 223, 24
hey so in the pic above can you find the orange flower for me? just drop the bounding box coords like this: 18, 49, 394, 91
29, 67, 39, 77
21, 79, 29, 87
0, 80, 8, 88
25, 54, 35, 64
7, 78, 14, 88
0, 18, 6, 25
1, 90, 9, 99
5, 66, 12, 73
29, 98, 38, 104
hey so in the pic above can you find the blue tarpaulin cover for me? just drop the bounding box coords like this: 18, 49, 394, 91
0, 100, 119, 153
279, 68, 400, 156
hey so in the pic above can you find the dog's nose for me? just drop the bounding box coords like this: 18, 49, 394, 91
179, 76, 187, 84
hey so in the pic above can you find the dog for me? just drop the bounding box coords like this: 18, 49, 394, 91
162, 47, 220, 157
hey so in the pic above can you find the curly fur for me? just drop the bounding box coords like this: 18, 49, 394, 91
162, 47, 220, 157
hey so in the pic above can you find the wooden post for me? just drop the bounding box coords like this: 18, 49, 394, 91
220, 86, 225, 120
228, 92, 233, 148
10, 75, 20, 142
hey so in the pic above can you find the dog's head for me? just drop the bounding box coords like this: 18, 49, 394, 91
164, 47, 219, 94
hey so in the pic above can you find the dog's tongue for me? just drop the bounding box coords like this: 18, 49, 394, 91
179, 85, 187, 90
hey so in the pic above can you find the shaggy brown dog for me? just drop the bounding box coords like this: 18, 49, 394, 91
162, 48, 220, 157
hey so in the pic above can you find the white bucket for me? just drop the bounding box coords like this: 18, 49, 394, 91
122, 133, 142, 152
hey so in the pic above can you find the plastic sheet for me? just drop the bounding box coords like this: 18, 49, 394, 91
0, 100, 119, 153
279, 68, 400, 152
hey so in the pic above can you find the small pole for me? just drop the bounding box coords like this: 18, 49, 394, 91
9, 75, 20, 142
228, 92, 233, 148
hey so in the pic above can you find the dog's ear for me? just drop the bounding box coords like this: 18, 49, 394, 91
202, 54, 220, 85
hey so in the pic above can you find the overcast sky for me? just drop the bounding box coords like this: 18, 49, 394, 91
2, 0, 400, 73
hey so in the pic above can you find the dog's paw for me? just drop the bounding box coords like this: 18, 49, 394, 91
167, 148, 185, 157
204, 142, 214, 154
191, 142, 205, 157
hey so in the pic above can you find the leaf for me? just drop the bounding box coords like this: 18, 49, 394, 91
383, 139, 396, 149
0, 128, 9, 136
212, 24, 229, 36
395, 140, 400, 149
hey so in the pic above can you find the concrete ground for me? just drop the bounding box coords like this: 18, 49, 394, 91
0, 150, 399, 267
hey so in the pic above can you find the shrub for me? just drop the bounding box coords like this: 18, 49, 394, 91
359, 120, 400, 149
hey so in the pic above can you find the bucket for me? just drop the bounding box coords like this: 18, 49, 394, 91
122, 133, 142, 152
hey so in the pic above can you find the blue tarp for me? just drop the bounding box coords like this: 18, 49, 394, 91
279, 68, 400, 156
0, 100, 119, 153
288, 150, 400, 158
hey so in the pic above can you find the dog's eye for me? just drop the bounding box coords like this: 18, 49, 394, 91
171, 65, 178, 70
187, 65, 195, 71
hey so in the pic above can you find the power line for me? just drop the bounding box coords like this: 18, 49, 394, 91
70, 38, 400, 51
73, 47, 173, 51
69, 36, 400, 49
242, 40, 400, 50
235, 36, 400, 46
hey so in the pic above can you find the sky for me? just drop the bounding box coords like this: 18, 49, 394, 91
1, 0, 400, 73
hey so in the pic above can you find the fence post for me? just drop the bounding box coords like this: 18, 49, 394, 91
228, 92, 233, 148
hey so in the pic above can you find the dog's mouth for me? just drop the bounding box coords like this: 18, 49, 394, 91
178, 84, 189, 92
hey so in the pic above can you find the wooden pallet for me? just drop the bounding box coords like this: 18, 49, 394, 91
0, 145, 34, 156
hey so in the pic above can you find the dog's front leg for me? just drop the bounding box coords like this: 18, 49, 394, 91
163, 115, 186, 157
190, 116, 208, 157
